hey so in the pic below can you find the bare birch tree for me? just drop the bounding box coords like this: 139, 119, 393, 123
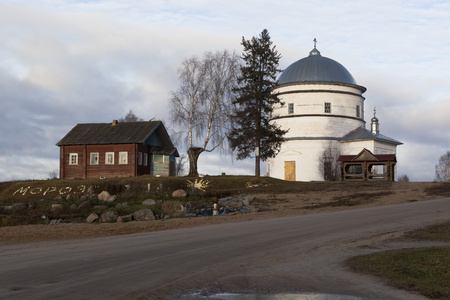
318, 142, 341, 181
170, 50, 240, 176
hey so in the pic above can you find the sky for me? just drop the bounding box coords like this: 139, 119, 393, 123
0, 0, 449, 182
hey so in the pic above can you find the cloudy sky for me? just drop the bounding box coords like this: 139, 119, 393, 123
0, 0, 449, 182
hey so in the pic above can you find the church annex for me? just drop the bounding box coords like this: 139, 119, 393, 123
268, 42, 402, 181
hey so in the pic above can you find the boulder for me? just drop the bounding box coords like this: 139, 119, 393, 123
98, 191, 111, 201
228, 200, 243, 208
54, 195, 63, 201
142, 199, 157, 206
100, 211, 118, 222
66, 194, 73, 201
132, 209, 156, 221
106, 195, 117, 202
51, 204, 64, 212
240, 194, 256, 202
93, 205, 108, 210
86, 213, 99, 223
69, 204, 78, 210
172, 189, 187, 198
80, 195, 87, 201
78, 200, 92, 210
117, 215, 132, 222
12, 203, 28, 211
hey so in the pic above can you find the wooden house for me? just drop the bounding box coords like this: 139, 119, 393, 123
56, 120, 179, 179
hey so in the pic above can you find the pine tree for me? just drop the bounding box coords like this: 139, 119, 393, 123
228, 29, 287, 177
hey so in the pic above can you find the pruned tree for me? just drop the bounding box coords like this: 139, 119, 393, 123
175, 153, 188, 176
318, 142, 341, 181
397, 174, 410, 182
228, 29, 287, 177
170, 50, 240, 177
119, 110, 144, 122
435, 150, 450, 182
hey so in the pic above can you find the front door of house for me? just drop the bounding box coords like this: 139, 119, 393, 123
284, 161, 296, 181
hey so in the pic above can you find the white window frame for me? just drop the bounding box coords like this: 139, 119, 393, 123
105, 152, 114, 165
90, 152, 99, 165
119, 151, 128, 164
143, 153, 148, 166
138, 152, 143, 166
288, 103, 294, 114
153, 154, 165, 163
69, 153, 78, 165
324, 102, 331, 113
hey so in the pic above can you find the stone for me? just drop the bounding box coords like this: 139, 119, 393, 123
106, 195, 117, 202
12, 203, 28, 211
66, 194, 73, 201
228, 200, 243, 208
93, 205, 108, 210
132, 209, 155, 221
142, 199, 157, 206
98, 191, 111, 201
51, 204, 64, 212
80, 195, 87, 201
50, 218, 63, 225
100, 211, 118, 222
115, 203, 123, 209
69, 204, 78, 210
240, 199, 250, 206
240, 194, 256, 202
218, 196, 234, 206
172, 189, 187, 198
121, 202, 129, 207
86, 213, 99, 223
54, 195, 63, 201
78, 201, 92, 210
117, 215, 132, 222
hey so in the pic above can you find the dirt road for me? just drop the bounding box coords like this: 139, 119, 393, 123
1, 197, 449, 300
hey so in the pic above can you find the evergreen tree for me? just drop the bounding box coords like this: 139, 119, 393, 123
228, 29, 287, 177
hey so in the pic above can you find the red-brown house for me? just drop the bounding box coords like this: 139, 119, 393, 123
56, 120, 179, 179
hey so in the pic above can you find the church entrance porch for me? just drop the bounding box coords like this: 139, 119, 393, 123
338, 149, 397, 181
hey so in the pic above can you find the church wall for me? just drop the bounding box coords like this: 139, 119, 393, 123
274, 116, 363, 139
268, 139, 330, 181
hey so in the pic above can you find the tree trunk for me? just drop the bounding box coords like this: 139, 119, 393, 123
187, 147, 204, 177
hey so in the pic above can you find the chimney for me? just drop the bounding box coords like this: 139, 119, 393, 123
112, 120, 118, 126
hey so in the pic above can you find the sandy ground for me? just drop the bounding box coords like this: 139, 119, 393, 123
0, 182, 441, 245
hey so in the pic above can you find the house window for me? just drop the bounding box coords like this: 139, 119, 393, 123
90, 152, 99, 165
143, 153, 148, 166
69, 153, 78, 165
105, 152, 114, 165
356, 105, 361, 118
153, 154, 164, 163
119, 152, 128, 164
138, 152, 143, 166
324, 102, 331, 113
288, 103, 294, 114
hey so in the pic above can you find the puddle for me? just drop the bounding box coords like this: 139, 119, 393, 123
201, 293, 364, 300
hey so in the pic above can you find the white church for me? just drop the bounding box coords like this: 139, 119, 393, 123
267, 42, 402, 181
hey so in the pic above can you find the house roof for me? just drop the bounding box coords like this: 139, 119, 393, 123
56, 120, 175, 148
340, 127, 403, 145
338, 148, 397, 162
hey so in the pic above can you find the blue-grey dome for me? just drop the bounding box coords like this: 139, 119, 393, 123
278, 47, 357, 85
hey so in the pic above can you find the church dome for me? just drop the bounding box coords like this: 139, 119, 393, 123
278, 47, 357, 86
